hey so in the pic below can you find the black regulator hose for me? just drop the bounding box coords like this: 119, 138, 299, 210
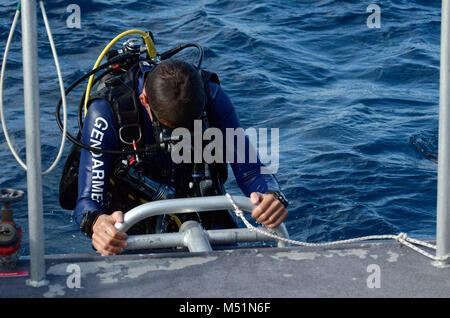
159, 43, 204, 69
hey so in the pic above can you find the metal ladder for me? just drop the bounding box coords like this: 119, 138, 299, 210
115, 195, 290, 252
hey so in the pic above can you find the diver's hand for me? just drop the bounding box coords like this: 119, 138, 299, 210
92, 211, 128, 256
250, 192, 288, 228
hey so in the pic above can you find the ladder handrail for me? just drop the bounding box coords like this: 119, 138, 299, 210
114, 195, 290, 247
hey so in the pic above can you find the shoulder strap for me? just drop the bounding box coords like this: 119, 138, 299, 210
200, 70, 220, 118
199, 70, 228, 186
88, 63, 143, 150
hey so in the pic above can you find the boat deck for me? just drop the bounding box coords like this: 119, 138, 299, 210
1, 240, 449, 298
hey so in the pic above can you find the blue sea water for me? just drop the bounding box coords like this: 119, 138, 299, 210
0, 0, 442, 255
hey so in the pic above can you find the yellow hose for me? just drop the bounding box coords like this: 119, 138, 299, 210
83, 29, 157, 116
134, 196, 183, 229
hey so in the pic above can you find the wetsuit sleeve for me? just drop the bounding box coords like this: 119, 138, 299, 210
207, 83, 281, 196
73, 99, 119, 226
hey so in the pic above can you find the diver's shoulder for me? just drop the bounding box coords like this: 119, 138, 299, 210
86, 98, 114, 121
208, 81, 229, 101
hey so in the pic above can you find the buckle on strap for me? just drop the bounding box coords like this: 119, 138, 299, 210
119, 124, 142, 145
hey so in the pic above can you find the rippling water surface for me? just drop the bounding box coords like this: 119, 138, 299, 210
0, 0, 441, 254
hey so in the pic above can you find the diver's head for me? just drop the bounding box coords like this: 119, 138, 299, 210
139, 60, 206, 129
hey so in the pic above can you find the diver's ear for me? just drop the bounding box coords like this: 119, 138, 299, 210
139, 90, 149, 107
139, 89, 153, 120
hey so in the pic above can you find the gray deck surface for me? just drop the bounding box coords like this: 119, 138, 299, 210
0, 240, 449, 298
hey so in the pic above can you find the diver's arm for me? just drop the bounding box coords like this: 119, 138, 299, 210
207, 83, 281, 194
208, 83, 288, 228
73, 99, 128, 255
73, 99, 117, 227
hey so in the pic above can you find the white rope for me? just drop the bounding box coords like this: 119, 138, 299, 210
225, 193, 450, 263
0, 9, 26, 170
0, 2, 67, 175
39, 0, 67, 175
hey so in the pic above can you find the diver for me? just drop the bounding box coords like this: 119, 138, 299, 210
66, 46, 288, 256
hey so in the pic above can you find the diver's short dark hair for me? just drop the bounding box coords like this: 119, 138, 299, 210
145, 60, 206, 128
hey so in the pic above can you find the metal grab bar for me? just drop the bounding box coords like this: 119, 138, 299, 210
114, 195, 290, 250
126, 225, 290, 251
